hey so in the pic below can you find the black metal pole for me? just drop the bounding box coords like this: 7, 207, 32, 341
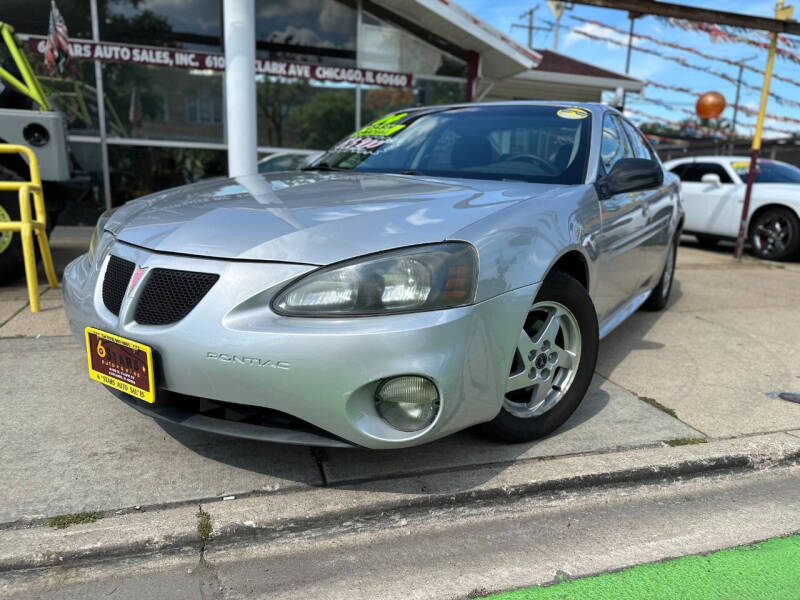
621, 13, 637, 110
528, 9, 533, 48
731, 63, 744, 133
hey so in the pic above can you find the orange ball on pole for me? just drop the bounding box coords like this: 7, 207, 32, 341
696, 91, 726, 119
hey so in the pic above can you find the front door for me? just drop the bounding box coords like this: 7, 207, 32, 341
674, 161, 743, 237
592, 114, 649, 326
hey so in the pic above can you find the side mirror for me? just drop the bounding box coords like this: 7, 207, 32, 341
595, 158, 664, 199
701, 173, 722, 187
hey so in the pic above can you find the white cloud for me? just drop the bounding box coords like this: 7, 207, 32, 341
563, 22, 629, 50
319, 0, 352, 33
267, 25, 332, 48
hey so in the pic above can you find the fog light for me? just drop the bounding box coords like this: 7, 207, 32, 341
375, 376, 440, 432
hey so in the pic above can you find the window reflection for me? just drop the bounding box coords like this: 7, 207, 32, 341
360, 11, 466, 77
103, 64, 224, 142
109, 146, 226, 205
63, 142, 106, 223
256, 0, 356, 59
257, 78, 355, 149
361, 79, 465, 125
5, 0, 93, 39
102, 0, 221, 47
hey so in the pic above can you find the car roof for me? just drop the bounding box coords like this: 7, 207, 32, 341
396, 100, 616, 119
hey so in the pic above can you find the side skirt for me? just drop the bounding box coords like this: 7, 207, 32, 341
598, 287, 653, 340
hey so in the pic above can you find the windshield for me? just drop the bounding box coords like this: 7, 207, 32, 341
307, 105, 592, 185
730, 159, 800, 184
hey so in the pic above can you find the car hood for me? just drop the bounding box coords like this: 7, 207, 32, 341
109, 171, 573, 265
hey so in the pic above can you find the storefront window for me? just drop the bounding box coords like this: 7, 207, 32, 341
359, 12, 466, 78
60, 142, 106, 224
416, 78, 465, 105
103, 64, 223, 142
255, 0, 356, 62
257, 78, 355, 150
7, 0, 93, 40
101, 0, 221, 48
360, 78, 465, 125
108, 145, 226, 205
36, 59, 101, 136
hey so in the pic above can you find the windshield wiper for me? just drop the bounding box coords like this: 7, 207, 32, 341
301, 163, 346, 171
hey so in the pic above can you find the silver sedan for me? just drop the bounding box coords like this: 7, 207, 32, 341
63, 102, 683, 448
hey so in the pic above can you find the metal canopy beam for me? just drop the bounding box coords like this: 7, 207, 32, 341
569, 0, 800, 34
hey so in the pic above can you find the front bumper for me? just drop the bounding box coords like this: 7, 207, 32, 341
63, 239, 537, 448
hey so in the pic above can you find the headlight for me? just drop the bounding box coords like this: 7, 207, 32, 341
272, 243, 478, 316
88, 207, 119, 264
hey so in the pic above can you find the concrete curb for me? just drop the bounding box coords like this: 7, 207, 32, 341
3, 432, 800, 573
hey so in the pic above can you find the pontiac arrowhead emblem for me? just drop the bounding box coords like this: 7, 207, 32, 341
129, 266, 147, 291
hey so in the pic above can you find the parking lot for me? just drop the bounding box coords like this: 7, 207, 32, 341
2, 229, 800, 526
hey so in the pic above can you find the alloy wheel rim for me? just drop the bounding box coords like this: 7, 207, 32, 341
503, 300, 582, 418
753, 216, 792, 256
0, 205, 12, 255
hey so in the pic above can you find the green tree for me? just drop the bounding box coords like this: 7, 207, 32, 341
257, 79, 313, 147
289, 90, 355, 149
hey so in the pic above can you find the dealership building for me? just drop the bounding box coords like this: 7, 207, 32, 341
6, 0, 643, 221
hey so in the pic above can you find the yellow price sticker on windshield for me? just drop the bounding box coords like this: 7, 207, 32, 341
352, 112, 408, 137
557, 107, 589, 120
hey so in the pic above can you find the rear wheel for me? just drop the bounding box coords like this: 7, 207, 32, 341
0, 164, 26, 286
480, 271, 598, 443
642, 235, 677, 312
749, 207, 800, 261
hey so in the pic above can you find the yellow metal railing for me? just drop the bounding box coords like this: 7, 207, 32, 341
0, 145, 58, 312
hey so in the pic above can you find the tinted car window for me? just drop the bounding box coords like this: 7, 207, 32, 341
622, 120, 655, 160
673, 162, 733, 183
308, 105, 592, 185
600, 114, 634, 173
730, 159, 800, 183
669, 164, 687, 178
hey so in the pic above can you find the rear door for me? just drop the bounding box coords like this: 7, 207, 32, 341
671, 161, 742, 236
593, 113, 650, 324
620, 119, 673, 283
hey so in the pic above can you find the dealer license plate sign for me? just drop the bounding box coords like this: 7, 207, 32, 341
85, 327, 155, 403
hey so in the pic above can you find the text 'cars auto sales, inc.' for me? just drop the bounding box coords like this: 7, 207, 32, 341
26, 37, 411, 88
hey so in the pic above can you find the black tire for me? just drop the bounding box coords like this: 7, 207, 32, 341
480, 270, 599, 444
749, 207, 800, 262
642, 234, 677, 312
695, 234, 718, 249
0, 164, 27, 286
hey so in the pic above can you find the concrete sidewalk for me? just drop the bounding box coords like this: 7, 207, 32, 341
1, 229, 800, 574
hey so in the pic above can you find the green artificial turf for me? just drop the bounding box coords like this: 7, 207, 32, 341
481, 535, 800, 600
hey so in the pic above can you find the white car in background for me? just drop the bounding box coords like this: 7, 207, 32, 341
664, 156, 800, 261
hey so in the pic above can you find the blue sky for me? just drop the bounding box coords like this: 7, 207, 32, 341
458, 0, 800, 137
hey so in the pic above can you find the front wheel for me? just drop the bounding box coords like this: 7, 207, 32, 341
0, 164, 26, 286
480, 271, 599, 444
749, 207, 800, 261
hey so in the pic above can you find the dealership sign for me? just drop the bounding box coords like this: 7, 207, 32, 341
26, 37, 412, 88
